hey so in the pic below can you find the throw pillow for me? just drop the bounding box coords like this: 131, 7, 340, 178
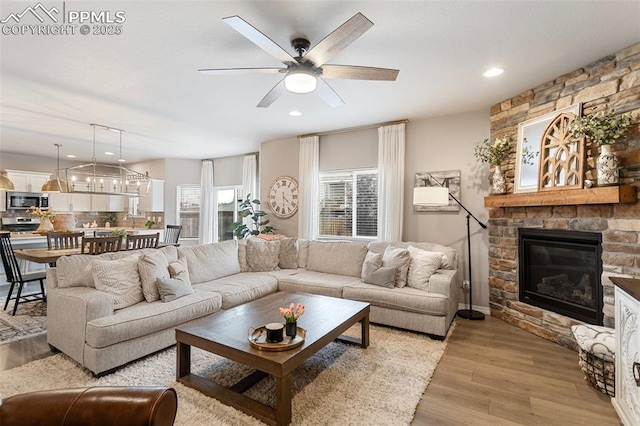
247, 239, 281, 272
168, 258, 191, 285
156, 271, 194, 302
297, 239, 310, 269
406, 246, 444, 291
91, 255, 144, 310
361, 251, 383, 279
382, 246, 411, 287
138, 250, 170, 302
279, 238, 298, 269
362, 262, 397, 289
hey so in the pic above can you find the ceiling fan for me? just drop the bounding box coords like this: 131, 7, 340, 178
199, 12, 399, 108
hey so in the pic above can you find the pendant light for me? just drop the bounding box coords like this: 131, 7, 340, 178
41, 143, 69, 192
0, 174, 15, 191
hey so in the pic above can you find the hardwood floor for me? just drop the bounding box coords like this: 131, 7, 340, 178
413, 315, 621, 425
0, 313, 621, 425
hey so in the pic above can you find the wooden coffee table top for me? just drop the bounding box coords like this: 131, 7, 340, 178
176, 291, 369, 376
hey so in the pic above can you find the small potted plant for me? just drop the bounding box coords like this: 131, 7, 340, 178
568, 109, 635, 186
27, 206, 55, 234
279, 302, 305, 338
473, 136, 514, 195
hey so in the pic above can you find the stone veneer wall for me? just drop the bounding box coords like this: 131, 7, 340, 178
487, 42, 640, 349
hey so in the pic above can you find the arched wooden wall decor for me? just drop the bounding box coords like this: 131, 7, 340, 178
538, 112, 584, 191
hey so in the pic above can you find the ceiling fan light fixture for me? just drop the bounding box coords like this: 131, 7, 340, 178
284, 69, 317, 94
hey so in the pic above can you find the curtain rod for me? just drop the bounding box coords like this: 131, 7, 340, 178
298, 119, 409, 138
203, 151, 259, 161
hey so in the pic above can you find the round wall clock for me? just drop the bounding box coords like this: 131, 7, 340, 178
268, 176, 299, 218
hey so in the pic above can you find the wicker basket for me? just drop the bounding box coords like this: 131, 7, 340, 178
578, 347, 615, 397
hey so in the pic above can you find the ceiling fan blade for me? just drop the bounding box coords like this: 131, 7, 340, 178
315, 79, 344, 108
223, 16, 298, 65
304, 12, 373, 67
198, 67, 284, 75
321, 65, 399, 81
257, 79, 286, 108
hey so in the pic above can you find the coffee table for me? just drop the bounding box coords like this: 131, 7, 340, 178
176, 291, 370, 426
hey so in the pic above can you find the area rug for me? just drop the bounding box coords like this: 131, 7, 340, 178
0, 298, 47, 345
0, 323, 450, 425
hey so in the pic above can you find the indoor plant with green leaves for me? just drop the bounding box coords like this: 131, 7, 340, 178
473, 136, 514, 195
231, 194, 275, 239
568, 109, 635, 186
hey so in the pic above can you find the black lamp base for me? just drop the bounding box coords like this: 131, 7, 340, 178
457, 309, 485, 321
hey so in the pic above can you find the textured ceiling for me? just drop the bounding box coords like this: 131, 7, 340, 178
1, 0, 639, 163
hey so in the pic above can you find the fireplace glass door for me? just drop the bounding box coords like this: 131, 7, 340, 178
518, 228, 603, 325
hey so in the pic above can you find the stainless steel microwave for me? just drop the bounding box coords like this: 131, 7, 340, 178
6, 192, 49, 211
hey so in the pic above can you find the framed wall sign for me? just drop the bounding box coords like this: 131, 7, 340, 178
414, 170, 460, 212
514, 103, 581, 193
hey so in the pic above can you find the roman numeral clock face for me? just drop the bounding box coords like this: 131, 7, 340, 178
269, 176, 299, 218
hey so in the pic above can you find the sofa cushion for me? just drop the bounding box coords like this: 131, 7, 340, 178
297, 239, 310, 268
90, 255, 144, 310
157, 271, 194, 302
247, 239, 281, 272
306, 241, 368, 278
277, 270, 360, 298
237, 239, 249, 272
406, 246, 444, 291
193, 272, 278, 309
382, 246, 411, 288
177, 240, 240, 284
85, 290, 222, 348
279, 238, 298, 269
138, 250, 170, 303
342, 282, 449, 316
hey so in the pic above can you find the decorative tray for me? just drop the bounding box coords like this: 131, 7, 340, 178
248, 325, 306, 351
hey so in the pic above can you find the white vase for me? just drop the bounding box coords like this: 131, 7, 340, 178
491, 165, 506, 195
597, 144, 618, 186
35, 218, 54, 234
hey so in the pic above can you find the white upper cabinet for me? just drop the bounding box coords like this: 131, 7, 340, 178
139, 179, 164, 212
5, 170, 51, 192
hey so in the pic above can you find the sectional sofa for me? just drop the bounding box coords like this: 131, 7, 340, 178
46, 238, 460, 375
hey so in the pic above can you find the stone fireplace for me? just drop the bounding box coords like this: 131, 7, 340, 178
485, 42, 640, 350
518, 228, 602, 325
486, 198, 639, 350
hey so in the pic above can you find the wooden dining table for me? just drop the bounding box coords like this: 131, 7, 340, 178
13, 247, 82, 265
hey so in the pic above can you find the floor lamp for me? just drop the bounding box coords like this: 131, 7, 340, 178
413, 179, 487, 321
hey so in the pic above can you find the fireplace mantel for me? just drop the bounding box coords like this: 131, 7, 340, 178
484, 185, 637, 208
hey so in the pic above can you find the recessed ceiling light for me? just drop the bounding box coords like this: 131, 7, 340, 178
66, 154, 76, 158
289, 110, 302, 116
117, 158, 126, 163
104, 151, 114, 156
483, 68, 504, 78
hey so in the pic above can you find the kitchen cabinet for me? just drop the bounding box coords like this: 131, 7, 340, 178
49, 192, 71, 212
71, 193, 92, 212
139, 179, 164, 213
91, 194, 124, 212
612, 277, 640, 426
5, 170, 51, 192
0, 191, 6, 212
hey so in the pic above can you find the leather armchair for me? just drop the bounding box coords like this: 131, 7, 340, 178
0, 386, 177, 426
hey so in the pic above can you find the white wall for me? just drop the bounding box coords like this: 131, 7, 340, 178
403, 111, 490, 312
259, 110, 492, 310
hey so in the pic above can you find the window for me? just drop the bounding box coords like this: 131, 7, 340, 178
176, 185, 200, 239
318, 169, 378, 239
215, 186, 242, 241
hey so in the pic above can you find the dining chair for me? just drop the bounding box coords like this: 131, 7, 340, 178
126, 233, 160, 250
0, 232, 47, 316
164, 225, 182, 244
81, 236, 122, 255
47, 231, 84, 250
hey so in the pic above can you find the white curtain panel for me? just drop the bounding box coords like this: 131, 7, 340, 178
242, 154, 258, 228
377, 123, 406, 241
298, 135, 319, 240
199, 159, 214, 244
